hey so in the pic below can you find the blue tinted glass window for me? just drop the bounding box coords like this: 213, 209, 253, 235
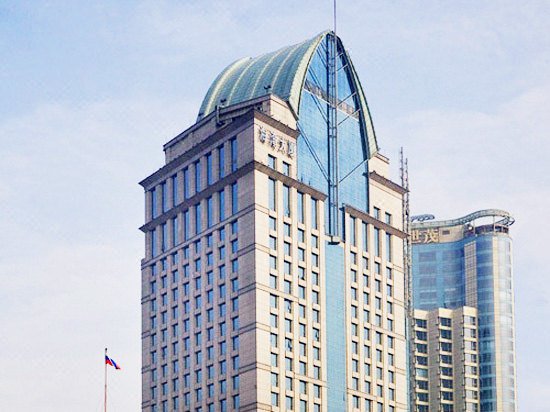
232, 183, 238, 214
219, 190, 225, 221
172, 175, 178, 206
374, 228, 380, 257
172, 217, 178, 247
151, 228, 157, 257
297, 192, 304, 223
183, 210, 189, 241
230, 138, 237, 172
161, 182, 167, 213
195, 204, 202, 234
194, 161, 201, 193
183, 168, 189, 199
206, 152, 213, 185
207, 197, 213, 228
283, 185, 290, 217
311, 198, 318, 229
151, 187, 157, 218
218, 145, 225, 178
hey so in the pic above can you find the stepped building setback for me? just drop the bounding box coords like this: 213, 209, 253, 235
140, 31, 408, 411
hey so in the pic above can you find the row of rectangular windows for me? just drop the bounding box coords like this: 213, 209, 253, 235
149, 137, 238, 220
150, 184, 238, 258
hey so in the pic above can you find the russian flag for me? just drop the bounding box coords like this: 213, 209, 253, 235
105, 355, 121, 370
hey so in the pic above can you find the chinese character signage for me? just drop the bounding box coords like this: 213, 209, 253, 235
411, 228, 440, 244
258, 126, 295, 158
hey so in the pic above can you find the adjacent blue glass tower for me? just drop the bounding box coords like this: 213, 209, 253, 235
411, 210, 517, 412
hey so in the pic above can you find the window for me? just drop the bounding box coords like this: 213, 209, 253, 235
206, 197, 213, 228
195, 203, 202, 234
268, 154, 276, 169
171, 175, 178, 206
283, 185, 290, 217
183, 210, 190, 241
230, 137, 238, 172
349, 216, 356, 245
150, 187, 157, 219
362, 222, 368, 251
183, 167, 189, 200
206, 152, 213, 185
373, 207, 380, 219
282, 162, 290, 176
311, 198, 318, 229
194, 161, 201, 193
161, 223, 167, 252
231, 183, 238, 214
269, 178, 276, 210
151, 228, 157, 258
219, 190, 225, 221
385, 233, 392, 262
374, 228, 380, 257
218, 145, 225, 179
161, 181, 167, 213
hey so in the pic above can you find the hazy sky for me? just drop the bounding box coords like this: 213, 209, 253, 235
1, 1, 548, 410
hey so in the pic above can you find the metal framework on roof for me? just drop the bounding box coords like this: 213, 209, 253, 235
411, 209, 515, 229
197, 31, 378, 159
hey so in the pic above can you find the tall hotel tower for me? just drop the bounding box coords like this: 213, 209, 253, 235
140, 31, 408, 411
411, 210, 517, 412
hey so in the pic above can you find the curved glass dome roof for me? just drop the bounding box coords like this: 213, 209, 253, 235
198, 31, 378, 158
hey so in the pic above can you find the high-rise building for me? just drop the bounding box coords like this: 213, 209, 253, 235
412, 307, 480, 412
140, 31, 408, 411
411, 210, 516, 412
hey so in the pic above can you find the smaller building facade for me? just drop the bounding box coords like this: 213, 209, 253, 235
413, 307, 480, 412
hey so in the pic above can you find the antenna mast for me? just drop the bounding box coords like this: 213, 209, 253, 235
327, 0, 340, 241
400, 148, 414, 412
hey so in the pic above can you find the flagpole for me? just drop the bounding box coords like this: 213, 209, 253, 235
104, 347, 108, 412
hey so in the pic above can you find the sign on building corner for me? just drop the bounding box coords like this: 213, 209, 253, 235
258, 126, 296, 158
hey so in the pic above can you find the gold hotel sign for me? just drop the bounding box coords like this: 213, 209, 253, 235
411, 228, 439, 244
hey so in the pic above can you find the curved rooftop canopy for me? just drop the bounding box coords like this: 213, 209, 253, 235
411, 209, 515, 229
198, 31, 378, 157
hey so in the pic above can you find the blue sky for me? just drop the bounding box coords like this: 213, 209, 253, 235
1, 1, 548, 410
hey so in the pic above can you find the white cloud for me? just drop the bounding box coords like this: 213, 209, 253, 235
0, 97, 194, 411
